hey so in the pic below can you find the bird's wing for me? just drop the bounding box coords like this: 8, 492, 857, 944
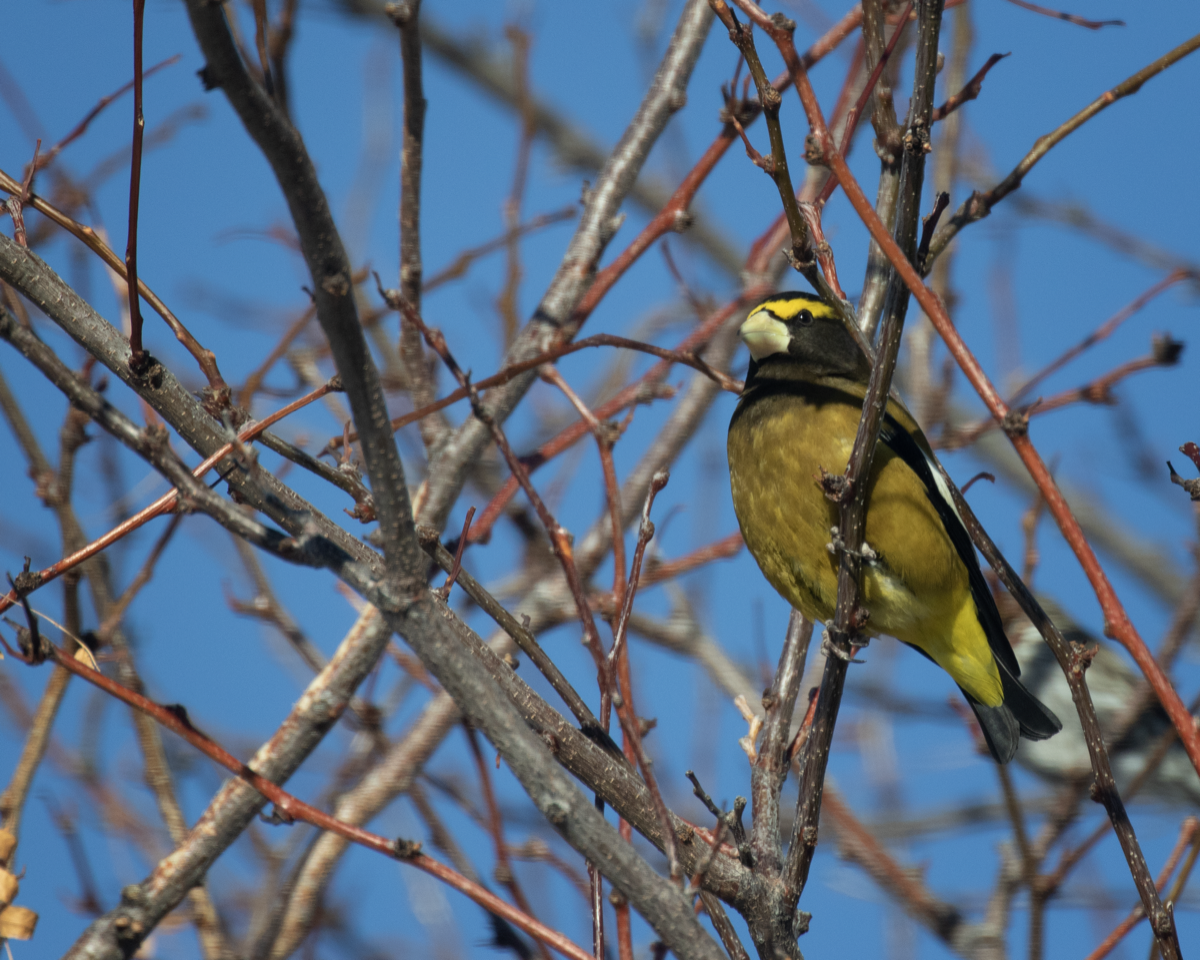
877, 411, 1022, 678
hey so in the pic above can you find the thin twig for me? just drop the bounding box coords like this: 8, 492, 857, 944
927, 33, 1200, 268
390, 0, 444, 454
1011, 269, 1188, 404
466, 725, 556, 960
931, 52, 1009, 121
1001, 0, 1124, 30
36, 55, 182, 173
0, 378, 339, 617
1083, 818, 1198, 960
415, 528, 610, 741
26, 640, 595, 960
0, 165, 227, 390
126, 0, 147, 370
328, 327, 742, 453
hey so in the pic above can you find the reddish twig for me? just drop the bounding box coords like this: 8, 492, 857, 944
538, 365, 627, 618
639, 532, 744, 588
1001, 0, 1124, 30
1011, 269, 1188, 404
0, 379, 337, 617
496, 25, 536, 347
249, 0, 274, 94
797, 204, 844, 299
1029, 339, 1183, 413
266, 0, 298, 115
237, 304, 316, 408
1020, 488, 1047, 586
423, 206, 577, 293
787, 687, 820, 765
465, 725, 555, 960
461, 296, 753, 544
465, 376, 655, 546
4, 140, 39, 246
0, 166, 228, 391
16, 642, 593, 960
815, 2, 912, 208
608, 472, 669, 677
392, 294, 614, 684
959, 471, 996, 495
942, 335, 1184, 450
435, 507, 475, 602
1083, 818, 1199, 960
95, 514, 183, 644
327, 329, 742, 454
37, 55, 181, 172
931, 53, 1009, 121
688, 819, 730, 896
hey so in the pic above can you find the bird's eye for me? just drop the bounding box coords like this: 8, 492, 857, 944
796, 309, 814, 326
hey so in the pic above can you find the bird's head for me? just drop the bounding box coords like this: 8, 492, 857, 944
739, 292, 870, 382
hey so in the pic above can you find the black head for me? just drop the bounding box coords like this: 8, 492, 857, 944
739, 292, 870, 382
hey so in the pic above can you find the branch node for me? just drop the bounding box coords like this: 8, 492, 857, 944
1068, 640, 1099, 676
819, 469, 850, 502
782, 246, 815, 273
769, 11, 796, 32
1168, 459, 1200, 501
1152, 331, 1184, 366
392, 837, 422, 859
803, 132, 826, 166
320, 270, 350, 297
384, 1, 417, 26
128, 349, 157, 381
1001, 407, 1030, 437
901, 119, 932, 157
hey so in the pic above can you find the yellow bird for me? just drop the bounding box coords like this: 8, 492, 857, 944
727, 292, 1061, 763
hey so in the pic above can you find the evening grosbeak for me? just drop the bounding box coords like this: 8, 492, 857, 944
727, 292, 1061, 763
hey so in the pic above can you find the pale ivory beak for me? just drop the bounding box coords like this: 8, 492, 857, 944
739, 310, 790, 361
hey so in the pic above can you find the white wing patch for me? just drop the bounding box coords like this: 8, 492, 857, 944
923, 447, 967, 528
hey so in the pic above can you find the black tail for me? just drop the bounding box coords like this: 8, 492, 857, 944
965, 662, 1062, 764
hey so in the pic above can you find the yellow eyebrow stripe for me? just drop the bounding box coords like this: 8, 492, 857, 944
752, 293, 836, 323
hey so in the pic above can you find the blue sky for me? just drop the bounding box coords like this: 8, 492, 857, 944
2, 1, 1199, 958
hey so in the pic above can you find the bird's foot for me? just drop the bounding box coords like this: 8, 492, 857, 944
825, 527, 879, 563
821, 626, 867, 662
825, 527, 844, 556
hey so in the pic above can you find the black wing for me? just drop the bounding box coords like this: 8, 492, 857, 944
878, 415, 1020, 676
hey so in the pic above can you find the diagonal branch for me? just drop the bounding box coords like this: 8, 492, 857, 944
413, 0, 715, 533
926, 32, 1200, 268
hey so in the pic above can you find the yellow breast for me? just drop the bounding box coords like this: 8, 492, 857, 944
727, 383, 1004, 706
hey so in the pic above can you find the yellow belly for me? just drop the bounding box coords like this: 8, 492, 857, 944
728, 390, 1004, 706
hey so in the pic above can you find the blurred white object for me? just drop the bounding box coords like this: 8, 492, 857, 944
1006, 598, 1200, 806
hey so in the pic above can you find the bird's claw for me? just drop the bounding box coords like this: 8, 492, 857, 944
821, 622, 868, 662
825, 527, 879, 563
